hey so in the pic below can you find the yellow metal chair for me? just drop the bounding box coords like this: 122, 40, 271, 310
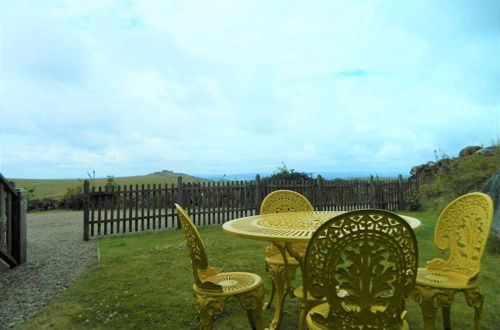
175, 204, 264, 330
303, 209, 418, 330
260, 190, 315, 328
411, 192, 493, 330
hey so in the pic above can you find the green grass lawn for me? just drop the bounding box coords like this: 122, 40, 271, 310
17, 211, 500, 329
10, 173, 208, 199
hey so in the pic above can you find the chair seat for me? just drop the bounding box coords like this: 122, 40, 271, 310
194, 272, 263, 296
305, 303, 328, 330
416, 268, 478, 289
295, 285, 348, 300
293, 285, 326, 302
306, 303, 409, 330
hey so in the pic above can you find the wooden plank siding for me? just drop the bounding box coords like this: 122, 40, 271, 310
83, 175, 423, 240
0, 173, 27, 268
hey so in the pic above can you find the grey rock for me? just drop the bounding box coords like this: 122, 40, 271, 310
475, 146, 495, 156
410, 166, 418, 176
459, 146, 482, 158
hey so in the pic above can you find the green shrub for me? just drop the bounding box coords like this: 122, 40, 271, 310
404, 196, 421, 211
59, 185, 84, 210
24, 186, 36, 200
27, 198, 58, 211
105, 175, 119, 191
263, 163, 313, 182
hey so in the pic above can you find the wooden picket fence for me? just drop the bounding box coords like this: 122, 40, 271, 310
83, 175, 422, 240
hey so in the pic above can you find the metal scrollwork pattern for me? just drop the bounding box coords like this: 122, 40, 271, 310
175, 204, 265, 330
260, 190, 314, 215
237, 284, 265, 311
304, 210, 418, 329
176, 204, 213, 287
225, 211, 420, 243
260, 190, 314, 330
210, 273, 255, 292
411, 193, 493, 330
430, 192, 493, 277
194, 293, 228, 330
194, 293, 227, 317
259, 212, 337, 231
237, 285, 265, 330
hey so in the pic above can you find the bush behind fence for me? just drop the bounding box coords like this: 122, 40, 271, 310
83, 175, 422, 240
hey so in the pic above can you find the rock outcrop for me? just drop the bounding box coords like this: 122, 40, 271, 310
410, 145, 498, 182
458, 146, 481, 157
410, 159, 451, 182
481, 170, 500, 254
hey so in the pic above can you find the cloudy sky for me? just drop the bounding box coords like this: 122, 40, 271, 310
1, 0, 499, 179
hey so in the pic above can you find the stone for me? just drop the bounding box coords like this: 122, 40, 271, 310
475, 146, 495, 156
410, 166, 419, 176
481, 170, 500, 254
459, 146, 481, 158
426, 161, 437, 167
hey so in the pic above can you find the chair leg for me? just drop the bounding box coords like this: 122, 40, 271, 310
411, 285, 454, 330
267, 263, 287, 330
441, 306, 451, 330
264, 262, 276, 310
420, 298, 439, 330
464, 287, 484, 330
237, 285, 265, 330
194, 293, 227, 330
297, 300, 309, 330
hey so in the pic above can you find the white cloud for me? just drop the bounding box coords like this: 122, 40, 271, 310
0, 0, 498, 178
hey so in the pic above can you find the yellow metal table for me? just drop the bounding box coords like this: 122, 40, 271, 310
222, 210, 421, 329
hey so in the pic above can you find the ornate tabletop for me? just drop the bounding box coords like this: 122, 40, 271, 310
223, 211, 421, 243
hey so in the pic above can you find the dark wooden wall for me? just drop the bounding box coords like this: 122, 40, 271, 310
0, 173, 27, 268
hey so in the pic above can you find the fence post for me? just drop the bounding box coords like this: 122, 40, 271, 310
368, 175, 375, 208
375, 176, 386, 209
83, 180, 90, 241
397, 175, 405, 210
11, 189, 27, 265
176, 176, 183, 229
255, 174, 261, 214
316, 175, 324, 210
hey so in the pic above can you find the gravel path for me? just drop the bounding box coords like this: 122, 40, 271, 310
0, 211, 98, 329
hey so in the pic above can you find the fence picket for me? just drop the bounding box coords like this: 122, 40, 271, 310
83, 176, 423, 239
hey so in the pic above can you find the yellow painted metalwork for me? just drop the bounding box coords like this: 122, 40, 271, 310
175, 204, 264, 330
303, 210, 418, 330
223, 211, 421, 242
260, 190, 314, 329
411, 192, 494, 330
260, 190, 314, 215
222, 210, 421, 329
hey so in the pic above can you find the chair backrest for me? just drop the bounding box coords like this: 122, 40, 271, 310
175, 204, 219, 290
304, 209, 418, 329
433, 192, 493, 278
260, 190, 314, 214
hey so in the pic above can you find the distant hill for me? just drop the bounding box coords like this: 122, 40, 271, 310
148, 170, 205, 181
9, 170, 209, 199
